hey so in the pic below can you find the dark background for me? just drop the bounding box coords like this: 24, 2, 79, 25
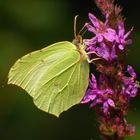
0, 0, 140, 140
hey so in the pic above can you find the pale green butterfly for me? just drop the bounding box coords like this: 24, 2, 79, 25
8, 16, 96, 117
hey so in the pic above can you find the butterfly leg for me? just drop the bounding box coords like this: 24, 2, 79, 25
87, 58, 101, 63
86, 51, 101, 63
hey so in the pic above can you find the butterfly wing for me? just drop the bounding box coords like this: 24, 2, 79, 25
8, 41, 89, 117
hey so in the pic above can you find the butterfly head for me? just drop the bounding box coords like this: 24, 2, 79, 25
72, 35, 82, 48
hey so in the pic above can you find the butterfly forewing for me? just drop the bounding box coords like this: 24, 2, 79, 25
8, 41, 89, 117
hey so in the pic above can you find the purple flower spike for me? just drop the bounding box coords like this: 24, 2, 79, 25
81, 1, 138, 139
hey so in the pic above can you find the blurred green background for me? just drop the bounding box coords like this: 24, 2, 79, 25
0, 0, 140, 140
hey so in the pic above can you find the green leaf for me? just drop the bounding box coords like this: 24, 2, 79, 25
8, 41, 89, 117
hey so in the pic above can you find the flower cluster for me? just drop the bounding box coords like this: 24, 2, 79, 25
84, 13, 133, 62
81, 0, 138, 139
81, 64, 137, 114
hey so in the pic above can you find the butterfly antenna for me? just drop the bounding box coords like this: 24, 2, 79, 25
78, 23, 87, 36
80, 28, 87, 37
74, 15, 79, 38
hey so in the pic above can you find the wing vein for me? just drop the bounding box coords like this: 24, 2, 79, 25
48, 64, 78, 112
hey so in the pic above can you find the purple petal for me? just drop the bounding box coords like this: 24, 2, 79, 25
81, 94, 97, 103
118, 22, 125, 37
121, 86, 125, 94
90, 74, 97, 89
115, 35, 120, 43
118, 44, 124, 50
107, 98, 115, 107
127, 65, 137, 79
125, 88, 130, 95
97, 34, 103, 42
104, 28, 116, 42
81, 89, 97, 103
130, 84, 138, 97
88, 93, 97, 100
104, 14, 109, 25
123, 77, 133, 85
98, 89, 113, 96
81, 73, 98, 104
103, 102, 109, 114
86, 23, 96, 33
90, 99, 102, 108
84, 37, 97, 45
104, 89, 113, 94
96, 90, 105, 96
110, 44, 117, 60
124, 27, 133, 39
107, 28, 116, 35
96, 43, 110, 61
84, 38, 97, 51
81, 98, 91, 104
103, 33, 115, 42
89, 13, 100, 29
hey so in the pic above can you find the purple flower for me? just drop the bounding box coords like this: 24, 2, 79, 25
122, 77, 138, 97
84, 13, 116, 45
81, 74, 115, 114
121, 65, 138, 97
116, 22, 133, 50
